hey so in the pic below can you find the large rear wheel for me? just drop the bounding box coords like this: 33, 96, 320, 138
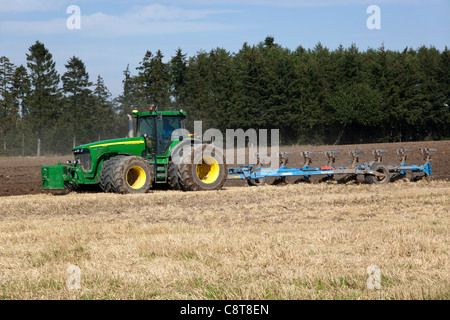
178, 144, 227, 191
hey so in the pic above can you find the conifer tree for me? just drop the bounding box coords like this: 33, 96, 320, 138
136, 50, 171, 109
0, 56, 17, 150
62, 56, 93, 147
26, 41, 62, 156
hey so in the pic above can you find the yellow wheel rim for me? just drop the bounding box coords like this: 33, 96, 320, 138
196, 156, 220, 184
126, 166, 146, 189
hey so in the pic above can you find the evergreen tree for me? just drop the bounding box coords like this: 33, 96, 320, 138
416, 46, 448, 140
61, 56, 93, 148
326, 83, 383, 144
11, 65, 31, 156
0, 56, 17, 150
136, 50, 171, 109
93, 75, 117, 141
437, 47, 450, 138
26, 41, 62, 156
169, 48, 187, 108
183, 51, 213, 130
233, 43, 276, 130
299, 42, 332, 144
11, 65, 30, 117
116, 64, 143, 116
184, 48, 236, 131
206, 48, 237, 130
261, 38, 301, 142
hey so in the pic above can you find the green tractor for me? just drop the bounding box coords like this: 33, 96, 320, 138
41, 109, 227, 194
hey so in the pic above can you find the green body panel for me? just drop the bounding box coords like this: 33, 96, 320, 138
41, 110, 188, 190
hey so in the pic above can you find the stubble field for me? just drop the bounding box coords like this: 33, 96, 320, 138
0, 140, 449, 299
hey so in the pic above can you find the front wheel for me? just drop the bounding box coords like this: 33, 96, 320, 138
100, 156, 153, 194
168, 161, 181, 190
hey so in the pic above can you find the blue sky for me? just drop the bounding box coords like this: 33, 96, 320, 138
0, 0, 448, 97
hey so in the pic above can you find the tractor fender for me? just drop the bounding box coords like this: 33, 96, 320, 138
117, 153, 136, 157
169, 138, 203, 161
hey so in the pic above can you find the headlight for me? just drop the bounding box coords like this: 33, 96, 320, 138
73, 149, 91, 171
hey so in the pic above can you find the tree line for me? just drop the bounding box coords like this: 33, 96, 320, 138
0, 37, 449, 156
0, 41, 118, 156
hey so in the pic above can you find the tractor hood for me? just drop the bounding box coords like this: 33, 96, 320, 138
73, 137, 146, 158
74, 137, 145, 151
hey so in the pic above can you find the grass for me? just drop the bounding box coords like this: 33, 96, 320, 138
0, 180, 449, 299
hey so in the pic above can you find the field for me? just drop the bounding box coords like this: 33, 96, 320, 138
0, 140, 449, 300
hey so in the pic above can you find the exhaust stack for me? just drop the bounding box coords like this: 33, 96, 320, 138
127, 114, 134, 138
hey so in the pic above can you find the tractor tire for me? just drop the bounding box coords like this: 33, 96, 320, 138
168, 161, 181, 190
99, 156, 125, 192
247, 177, 266, 187
100, 156, 153, 194
366, 163, 390, 185
177, 143, 227, 191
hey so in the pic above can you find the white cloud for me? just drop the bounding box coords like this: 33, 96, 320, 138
127, 4, 234, 21
0, 4, 243, 37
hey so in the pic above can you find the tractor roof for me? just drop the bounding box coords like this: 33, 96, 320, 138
132, 109, 186, 118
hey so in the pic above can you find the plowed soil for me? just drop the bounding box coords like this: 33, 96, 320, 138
0, 140, 448, 197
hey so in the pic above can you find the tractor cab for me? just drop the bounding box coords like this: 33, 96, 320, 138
133, 109, 186, 156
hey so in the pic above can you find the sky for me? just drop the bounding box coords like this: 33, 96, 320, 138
0, 0, 449, 98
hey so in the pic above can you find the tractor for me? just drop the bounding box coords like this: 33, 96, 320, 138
41, 108, 227, 194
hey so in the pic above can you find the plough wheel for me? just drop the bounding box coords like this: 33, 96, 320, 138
367, 163, 390, 185
248, 177, 266, 187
